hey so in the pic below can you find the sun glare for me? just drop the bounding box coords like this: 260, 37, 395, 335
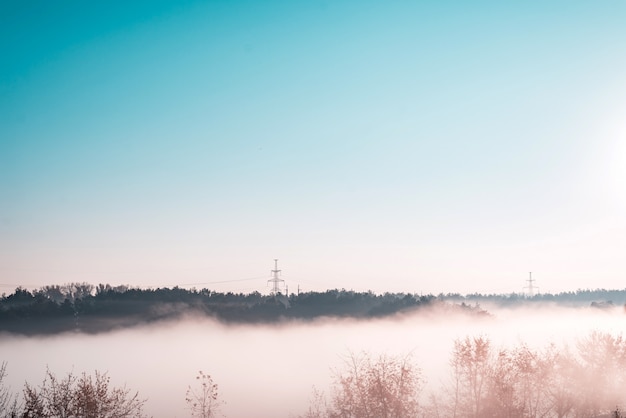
589, 107, 626, 209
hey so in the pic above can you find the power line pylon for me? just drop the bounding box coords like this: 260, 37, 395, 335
268, 259, 284, 295
524, 272, 539, 297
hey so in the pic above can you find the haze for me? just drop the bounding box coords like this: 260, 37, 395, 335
1, 305, 625, 417
2, 1, 626, 295
2, 3, 626, 416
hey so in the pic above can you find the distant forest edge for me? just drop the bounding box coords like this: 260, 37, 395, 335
1, 283, 625, 335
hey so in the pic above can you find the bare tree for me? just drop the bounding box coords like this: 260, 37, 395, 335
22, 383, 44, 418
0, 362, 19, 417
299, 387, 329, 418
538, 343, 577, 418
21, 368, 146, 418
445, 336, 492, 418
483, 348, 522, 418
430, 332, 626, 418
185, 371, 222, 418
299, 351, 422, 418
574, 331, 626, 417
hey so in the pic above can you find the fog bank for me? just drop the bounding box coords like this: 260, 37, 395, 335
1, 304, 624, 417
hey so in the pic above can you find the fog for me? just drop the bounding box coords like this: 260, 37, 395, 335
2, 304, 625, 417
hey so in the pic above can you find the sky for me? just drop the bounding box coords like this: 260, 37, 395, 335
1, 0, 626, 295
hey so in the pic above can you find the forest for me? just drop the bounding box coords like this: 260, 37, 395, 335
0, 283, 451, 335
1, 283, 624, 335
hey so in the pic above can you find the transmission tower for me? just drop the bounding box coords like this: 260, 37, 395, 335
268, 259, 284, 295
524, 272, 539, 297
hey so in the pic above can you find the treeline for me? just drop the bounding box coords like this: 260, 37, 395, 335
0, 283, 446, 335
441, 288, 626, 307
2, 283, 623, 335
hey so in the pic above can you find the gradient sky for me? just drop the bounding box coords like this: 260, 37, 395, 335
2, 0, 626, 295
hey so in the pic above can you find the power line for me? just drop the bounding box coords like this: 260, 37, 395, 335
172, 276, 268, 287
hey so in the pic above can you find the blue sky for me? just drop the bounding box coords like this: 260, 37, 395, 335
1, 0, 626, 294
